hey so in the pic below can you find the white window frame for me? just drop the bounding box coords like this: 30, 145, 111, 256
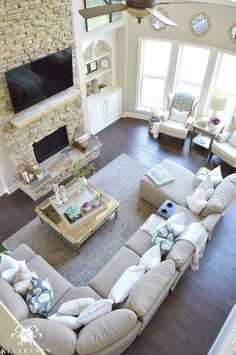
135, 37, 172, 112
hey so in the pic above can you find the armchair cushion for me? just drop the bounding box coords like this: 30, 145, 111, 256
211, 141, 236, 168
159, 120, 188, 140
170, 107, 190, 123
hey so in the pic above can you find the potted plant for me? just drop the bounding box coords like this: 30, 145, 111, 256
70, 160, 95, 192
34, 166, 45, 180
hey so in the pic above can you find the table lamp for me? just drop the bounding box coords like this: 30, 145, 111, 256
210, 90, 228, 117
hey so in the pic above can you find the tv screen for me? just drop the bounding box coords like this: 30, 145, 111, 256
5, 47, 73, 114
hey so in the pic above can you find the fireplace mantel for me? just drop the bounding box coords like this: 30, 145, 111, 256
10, 87, 80, 129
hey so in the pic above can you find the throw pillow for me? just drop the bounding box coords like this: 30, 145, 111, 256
194, 167, 210, 187
139, 245, 161, 271
168, 212, 185, 237
169, 107, 190, 123
77, 299, 114, 326
108, 265, 146, 304
197, 175, 214, 200
0, 254, 27, 284
140, 214, 165, 236
186, 187, 208, 214
228, 130, 236, 147
13, 264, 38, 297
151, 222, 175, 257
26, 277, 54, 317
58, 298, 95, 316
48, 313, 81, 330
209, 166, 223, 187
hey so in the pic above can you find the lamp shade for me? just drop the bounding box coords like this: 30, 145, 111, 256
210, 90, 228, 112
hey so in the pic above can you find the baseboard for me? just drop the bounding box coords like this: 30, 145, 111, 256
7, 182, 19, 194
123, 112, 149, 120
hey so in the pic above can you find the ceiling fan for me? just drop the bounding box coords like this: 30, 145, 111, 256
79, 0, 212, 27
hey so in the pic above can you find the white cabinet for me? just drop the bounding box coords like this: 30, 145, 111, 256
88, 87, 123, 133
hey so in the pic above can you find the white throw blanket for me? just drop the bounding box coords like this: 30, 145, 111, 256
151, 121, 160, 139
176, 222, 208, 270
145, 164, 175, 187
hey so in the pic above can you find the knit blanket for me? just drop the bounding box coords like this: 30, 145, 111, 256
145, 164, 175, 187
176, 222, 208, 270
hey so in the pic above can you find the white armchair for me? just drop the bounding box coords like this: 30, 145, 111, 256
209, 114, 236, 170
152, 91, 198, 142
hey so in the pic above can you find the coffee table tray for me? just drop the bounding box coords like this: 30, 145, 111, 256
49, 184, 106, 228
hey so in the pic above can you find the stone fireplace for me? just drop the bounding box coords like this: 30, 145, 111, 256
0, 0, 101, 199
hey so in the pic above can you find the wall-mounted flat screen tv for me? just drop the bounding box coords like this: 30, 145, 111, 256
5, 47, 73, 114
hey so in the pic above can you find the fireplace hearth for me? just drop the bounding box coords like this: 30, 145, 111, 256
33, 126, 68, 164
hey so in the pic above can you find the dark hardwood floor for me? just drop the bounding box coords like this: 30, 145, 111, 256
0, 117, 235, 355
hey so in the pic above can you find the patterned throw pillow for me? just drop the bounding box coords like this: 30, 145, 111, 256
151, 222, 175, 257
26, 277, 53, 317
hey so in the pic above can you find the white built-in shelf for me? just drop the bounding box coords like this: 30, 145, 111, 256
83, 49, 111, 65
85, 68, 112, 83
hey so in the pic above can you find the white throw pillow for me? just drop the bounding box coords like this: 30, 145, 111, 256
168, 212, 185, 237
108, 265, 146, 304
48, 313, 81, 330
139, 245, 161, 271
228, 130, 236, 147
58, 298, 95, 316
209, 166, 223, 187
194, 167, 210, 187
140, 214, 165, 236
0, 255, 27, 284
77, 299, 113, 326
187, 188, 208, 214
13, 265, 38, 296
197, 175, 214, 200
170, 107, 190, 123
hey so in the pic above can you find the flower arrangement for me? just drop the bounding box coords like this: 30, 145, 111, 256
70, 160, 95, 179
209, 116, 221, 126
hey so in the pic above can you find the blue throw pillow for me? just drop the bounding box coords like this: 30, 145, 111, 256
151, 222, 174, 257
26, 277, 53, 317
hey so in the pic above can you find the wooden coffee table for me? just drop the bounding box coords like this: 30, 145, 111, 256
35, 181, 119, 250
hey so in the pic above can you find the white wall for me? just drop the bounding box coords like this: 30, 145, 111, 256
0, 131, 16, 196
126, 3, 236, 115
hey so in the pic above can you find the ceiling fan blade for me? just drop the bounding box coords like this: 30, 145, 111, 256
146, 8, 178, 27
79, 3, 127, 20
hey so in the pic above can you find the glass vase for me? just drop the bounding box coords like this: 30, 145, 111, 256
77, 177, 87, 193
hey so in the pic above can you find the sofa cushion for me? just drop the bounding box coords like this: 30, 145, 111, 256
187, 187, 208, 214
201, 174, 236, 216
0, 278, 29, 321
140, 159, 196, 207
89, 247, 140, 298
27, 255, 72, 306
76, 309, 137, 355
124, 260, 176, 317
125, 229, 152, 257
166, 240, 194, 269
50, 286, 101, 315
21, 318, 77, 355
11, 244, 36, 262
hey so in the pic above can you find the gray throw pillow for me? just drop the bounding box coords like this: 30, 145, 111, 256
151, 222, 174, 257
26, 277, 53, 317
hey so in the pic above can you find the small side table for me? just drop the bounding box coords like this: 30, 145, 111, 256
156, 199, 178, 220
190, 119, 225, 151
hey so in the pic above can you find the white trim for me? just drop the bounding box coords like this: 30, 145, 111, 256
123, 111, 149, 120
6, 182, 19, 195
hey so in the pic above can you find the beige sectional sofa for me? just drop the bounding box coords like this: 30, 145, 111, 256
2, 159, 236, 355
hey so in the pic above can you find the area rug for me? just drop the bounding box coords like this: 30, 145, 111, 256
3, 154, 154, 286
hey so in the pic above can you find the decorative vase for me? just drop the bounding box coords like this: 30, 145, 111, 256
77, 177, 87, 193
208, 123, 219, 133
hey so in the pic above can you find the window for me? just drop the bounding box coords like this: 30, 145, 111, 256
175, 45, 210, 97
207, 53, 236, 117
137, 39, 172, 110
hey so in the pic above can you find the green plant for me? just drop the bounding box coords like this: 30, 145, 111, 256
0, 250, 8, 261
70, 160, 95, 179
34, 166, 44, 176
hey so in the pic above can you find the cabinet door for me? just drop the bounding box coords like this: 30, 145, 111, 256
105, 90, 122, 124
89, 101, 106, 133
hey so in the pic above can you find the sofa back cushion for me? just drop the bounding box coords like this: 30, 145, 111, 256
0, 278, 29, 321
21, 318, 77, 355
201, 174, 236, 217
124, 260, 176, 318
76, 309, 137, 355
